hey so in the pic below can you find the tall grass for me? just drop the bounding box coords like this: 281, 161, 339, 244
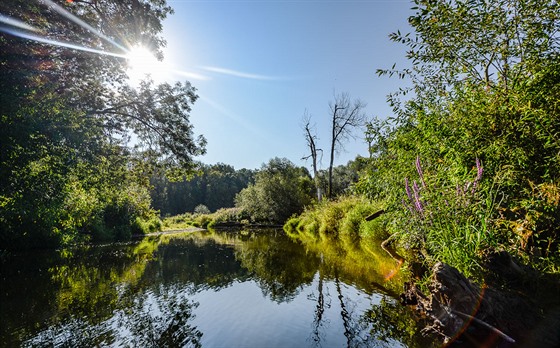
284, 196, 388, 243
394, 157, 505, 278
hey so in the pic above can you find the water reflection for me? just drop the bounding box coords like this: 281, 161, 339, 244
0, 229, 437, 347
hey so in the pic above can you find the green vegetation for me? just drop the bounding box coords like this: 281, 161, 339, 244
288, 0, 560, 279
162, 158, 315, 228
235, 157, 314, 224
285, 196, 387, 241
151, 163, 255, 216
0, 1, 204, 249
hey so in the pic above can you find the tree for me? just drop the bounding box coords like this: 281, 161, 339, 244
0, 0, 205, 248
327, 93, 366, 198
301, 110, 323, 201
150, 164, 255, 216
378, 0, 560, 116
235, 158, 313, 224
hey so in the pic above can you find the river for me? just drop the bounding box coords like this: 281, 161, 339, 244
0, 229, 438, 347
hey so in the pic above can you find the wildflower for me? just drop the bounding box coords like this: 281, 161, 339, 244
472, 158, 483, 193
475, 158, 483, 181
405, 178, 413, 201
412, 181, 423, 214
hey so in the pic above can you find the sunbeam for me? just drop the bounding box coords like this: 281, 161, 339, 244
200, 66, 286, 81
0, 14, 41, 32
199, 94, 268, 140
171, 69, 211, 81
39, 0, 127, 52
0, 27, 126, 59
1, 4, 209, 86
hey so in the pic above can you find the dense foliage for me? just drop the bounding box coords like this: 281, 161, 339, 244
287, 0, 559, 278
354, 0, 560, 275
150, 163, 254, 216
235, 158, 314, 224
0, 1, 204, 249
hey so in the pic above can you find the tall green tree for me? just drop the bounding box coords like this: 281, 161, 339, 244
235, 158, 314, 224
0, 1, 205, 248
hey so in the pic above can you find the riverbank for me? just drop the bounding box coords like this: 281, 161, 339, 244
402, 254, 560, 347
139, 227, 206, 237
283, 196, 560, 347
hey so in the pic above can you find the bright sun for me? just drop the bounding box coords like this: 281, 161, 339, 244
126, 45, 168, 85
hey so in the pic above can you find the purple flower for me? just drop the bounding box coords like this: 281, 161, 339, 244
475, 158, 483, 181
414, 198, 424, 214
405, 178, 413, 201
413, 181, 420, 197
412, 181, 423, 214
472, 158, 483, 193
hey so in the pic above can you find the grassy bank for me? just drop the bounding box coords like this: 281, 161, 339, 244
284, 196, 388, 244
162, 207, 251, 230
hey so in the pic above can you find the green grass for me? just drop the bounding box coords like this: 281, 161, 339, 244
163, 207, 251, 231
283, 196, 387, 243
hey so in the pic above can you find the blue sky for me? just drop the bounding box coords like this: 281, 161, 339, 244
161, 1, 413, 170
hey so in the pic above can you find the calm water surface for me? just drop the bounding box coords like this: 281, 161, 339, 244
1, 229, 436, 347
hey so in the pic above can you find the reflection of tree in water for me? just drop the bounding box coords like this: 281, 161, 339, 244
335, 269, 353, 347
234, 230, 321, 302
1, 243, 151, 345
308, 264, 374, 348
25, 284, 202, 347
140, 236, 251, 291
360, 297, 440, 348
121, 285, 202, 347
5, 230, 439, 347
308, 266, 331, 347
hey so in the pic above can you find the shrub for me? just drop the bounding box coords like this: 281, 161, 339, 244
194, 204, 211, 215
207, 207, 250, 228
193, 214, 212, 228
391, 156, 501, 277
235, 158, 313, 223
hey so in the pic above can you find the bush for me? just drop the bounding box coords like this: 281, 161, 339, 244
131, 216, 162, 235
235, 158, 313, 224
207, 207, 249, 228
193, 214, 212, 228
194, 204, 211, 215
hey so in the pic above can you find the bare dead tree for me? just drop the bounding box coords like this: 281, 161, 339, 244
302, 110, 323, 201
327, 92, 366, 198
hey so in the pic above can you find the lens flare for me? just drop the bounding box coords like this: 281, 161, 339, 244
0, 14, 41, 32
0, 27, 126, 59
200, 66, 286, 81
39, 0, 127, 52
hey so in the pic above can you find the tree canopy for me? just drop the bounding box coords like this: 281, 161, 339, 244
0, 0, 205, 248
235, 158, 314, 224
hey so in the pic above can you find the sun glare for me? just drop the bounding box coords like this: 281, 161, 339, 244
126, 45, 168, 85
